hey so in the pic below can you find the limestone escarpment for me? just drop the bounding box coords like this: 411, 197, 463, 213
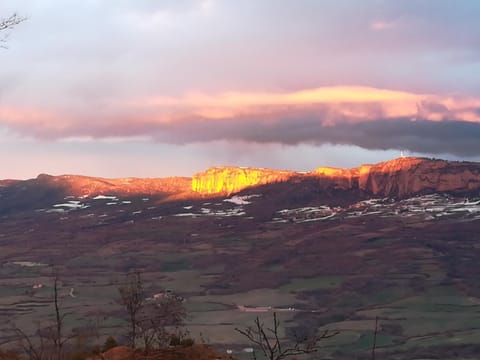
191, 167, 297, 195
192, 158, 480, 198
316, 157, 480, 197
363, 157, 480, 197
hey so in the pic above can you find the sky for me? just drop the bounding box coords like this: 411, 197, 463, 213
1, 0, 480, 179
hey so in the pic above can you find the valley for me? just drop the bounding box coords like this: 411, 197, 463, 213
1, 158, 480, 359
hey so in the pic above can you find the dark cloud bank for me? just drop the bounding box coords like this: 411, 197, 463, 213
150, 117, 480, 157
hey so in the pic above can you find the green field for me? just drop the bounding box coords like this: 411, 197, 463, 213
1, 194, 480, 360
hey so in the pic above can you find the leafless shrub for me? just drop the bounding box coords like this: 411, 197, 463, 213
12, 273, 76, 360
118, 271, 187, 351
236, 312, 339, 360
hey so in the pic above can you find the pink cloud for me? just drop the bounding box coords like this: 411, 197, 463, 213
1, 86, 480, 155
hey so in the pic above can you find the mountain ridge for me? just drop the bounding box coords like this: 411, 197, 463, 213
192, 157, 480, 197
1, 157, 480, 207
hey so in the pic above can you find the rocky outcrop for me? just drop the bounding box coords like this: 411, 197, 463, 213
191, 167, 297, 195
361, 157, 480, 197
192, 158, 480, 198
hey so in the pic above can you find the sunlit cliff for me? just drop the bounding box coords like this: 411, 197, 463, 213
191, 167, 296, 195
192, 157, 480, 197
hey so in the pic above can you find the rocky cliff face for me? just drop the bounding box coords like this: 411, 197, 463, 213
191, 167, 297, 195
192, 158, 480, 198
362, 157, 480, 197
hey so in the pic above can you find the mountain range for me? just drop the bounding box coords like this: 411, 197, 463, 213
2, 156, 480, 358
1, 157, 480, 215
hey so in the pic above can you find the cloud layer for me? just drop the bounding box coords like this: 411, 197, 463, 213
1, 86, 480, 155
1, 0, 480, 178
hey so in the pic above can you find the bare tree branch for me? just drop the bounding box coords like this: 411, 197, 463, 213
372, 316, 379, 360
236, 312, 339, 360
53, 275, 62, 360
11, 271, 75, 360
0, 13, 26, 48
0, 14, 25, 31
137, 295, 187, 352
118, 271, 144, 348
117, 271, 187, 352
13, 326, 45, 360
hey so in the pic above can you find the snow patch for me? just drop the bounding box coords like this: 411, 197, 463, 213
93, 195, 118, 200
224, 194, 261, 205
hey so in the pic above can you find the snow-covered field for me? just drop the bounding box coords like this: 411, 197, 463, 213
272, 194, 480, 224
37, 192, 480, 224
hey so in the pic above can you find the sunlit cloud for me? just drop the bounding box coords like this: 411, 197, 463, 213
137, 86, 419, 108
1, 86, 480, 156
